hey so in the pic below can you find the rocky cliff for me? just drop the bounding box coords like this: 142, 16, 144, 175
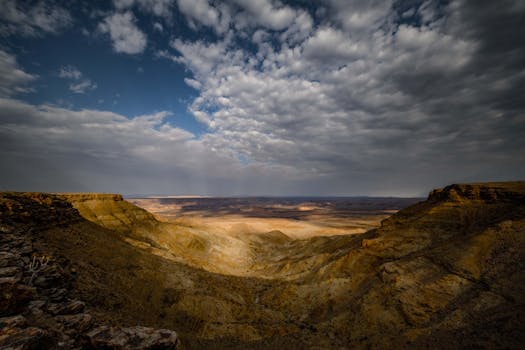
0, 192, 180, 349
61, 193, 157, 231
310, 181, 525, 349
0, 182, 524, 349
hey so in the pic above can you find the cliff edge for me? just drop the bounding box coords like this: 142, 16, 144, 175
59, 193, 157, 231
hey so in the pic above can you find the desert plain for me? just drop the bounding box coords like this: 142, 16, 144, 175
129, 196, 419, 239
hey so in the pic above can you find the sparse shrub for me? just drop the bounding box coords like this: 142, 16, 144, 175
28, 254, 51, 286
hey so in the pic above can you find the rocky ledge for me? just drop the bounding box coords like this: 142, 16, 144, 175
0, 192, 179, 349
428, 181, 525, 202
59, 192, 157, 232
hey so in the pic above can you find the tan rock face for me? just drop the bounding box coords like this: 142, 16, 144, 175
0, 182, 524, 349
61, 193, 157, 231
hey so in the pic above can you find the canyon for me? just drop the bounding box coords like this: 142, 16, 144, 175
0, 182, 524, 349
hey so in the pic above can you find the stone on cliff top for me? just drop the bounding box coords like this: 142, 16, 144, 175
0, 266, 21, 278
55, 313, 93, 333
87, 325, 180, 349
0, 326, 54, 349
0, 252, 22, 268
0, 278, 35, 316
47, 300, 85, 316
0, 315, 27, 328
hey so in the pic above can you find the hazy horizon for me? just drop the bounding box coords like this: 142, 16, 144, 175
123, 193, 426, 199
1, 0, 524, 197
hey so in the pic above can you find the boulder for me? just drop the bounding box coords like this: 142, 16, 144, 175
0, 326, 55, 349
87, 326, 180, 349
0, 278, 35, 316
47, 300, 85, 315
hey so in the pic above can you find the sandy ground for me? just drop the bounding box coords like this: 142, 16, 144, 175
169, 215, 389, 239
129, 198, 398, 240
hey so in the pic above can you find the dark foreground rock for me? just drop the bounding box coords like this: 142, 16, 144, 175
0, 192, 179, 349
87, 326, 180, 349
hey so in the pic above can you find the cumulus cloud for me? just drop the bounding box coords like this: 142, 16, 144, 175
98, 11, 147, 54
230, 0, 297, 30
184, 78, 201, 90
153, 22, 163, 32
176, 0, 230, 34
177, 0, 217, 27
302, 26, 369, 64
168, 0, 525, 194
0, 50, 37, 97
0, 0, 72, 37
113, 0, 174, 18
174, 0, 303, 34
155, 49, 181, 63
326, 0, 393, 33
58, 66, 82, 80
69, 80, 97, 94
58, 66, 97, 94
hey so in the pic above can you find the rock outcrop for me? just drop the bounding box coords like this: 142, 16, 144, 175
308, 181, 525, 349
61, 193, 157, 232
0, 192, 180, 349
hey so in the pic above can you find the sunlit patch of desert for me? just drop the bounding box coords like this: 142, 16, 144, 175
129, 198, 407, 240
121, 197, 420, 278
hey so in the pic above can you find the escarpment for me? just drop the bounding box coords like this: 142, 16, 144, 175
313, 182, 525, 348
1, 182, 524, 349
61, 193, 157, 231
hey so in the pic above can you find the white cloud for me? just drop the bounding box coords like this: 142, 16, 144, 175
303, 26, 368, 63
170, 38, 229, 76
58, 66, 97, 94
326, 0, 393, 33
58, 66, 82, 80
0, 0, 72, 37
176, 0, 229, 34
279, 10, 313, 44
98, 11, 147, 54
69, 80, 97, 94
231, 0, 296, 30
184, 78, 201, 90
0, 50, 37, 97
113, 0, 174, 18
153, 22, 163, 32
173, 0, 301, 33
155, 49, 182, 63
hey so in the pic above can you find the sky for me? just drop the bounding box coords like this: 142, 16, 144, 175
0, 0, 524, 197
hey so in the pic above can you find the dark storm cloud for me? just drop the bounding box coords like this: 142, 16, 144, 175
384, 0, 525, 166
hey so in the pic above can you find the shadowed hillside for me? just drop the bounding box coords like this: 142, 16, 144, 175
1, 182, 524, 349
